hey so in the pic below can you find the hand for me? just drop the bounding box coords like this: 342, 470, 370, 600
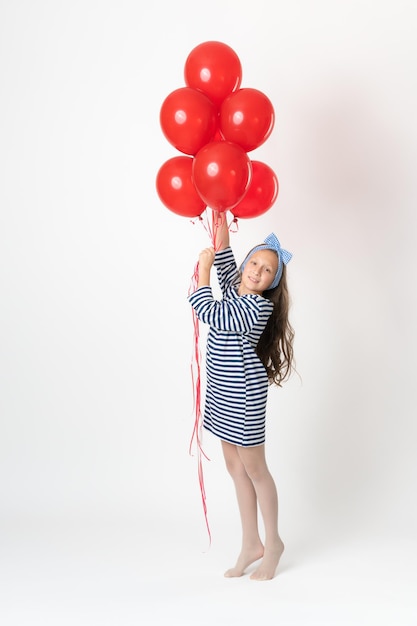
198, 247, 215, 270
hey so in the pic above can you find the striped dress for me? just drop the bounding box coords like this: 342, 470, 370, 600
188, 247, 274, 447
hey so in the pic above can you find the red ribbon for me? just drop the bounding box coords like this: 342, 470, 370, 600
188, 260, 211, 545
188, 211, 237, 545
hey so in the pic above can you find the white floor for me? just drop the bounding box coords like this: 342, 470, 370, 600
1, 514, 416, 626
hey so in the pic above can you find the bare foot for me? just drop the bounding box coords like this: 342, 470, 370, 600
224, 544, 264, 578
249, 539, 284, 581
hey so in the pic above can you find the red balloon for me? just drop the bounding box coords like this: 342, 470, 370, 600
184, 41, 242, 108
160, 87, 217, 156
156, 156, 206, 218
220, 88, 275, 152
192, 141, 252, 212
231, 161, 278, 219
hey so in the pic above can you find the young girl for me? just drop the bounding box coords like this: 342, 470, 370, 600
188, 214, 294, 581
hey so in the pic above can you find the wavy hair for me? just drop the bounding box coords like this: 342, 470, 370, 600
257, 264, 295, 386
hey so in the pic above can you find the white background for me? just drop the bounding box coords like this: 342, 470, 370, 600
1, 1, 416, 624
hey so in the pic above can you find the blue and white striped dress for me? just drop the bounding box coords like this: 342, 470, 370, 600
188, 247, 274, 447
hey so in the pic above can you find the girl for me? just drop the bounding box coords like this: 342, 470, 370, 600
188, 214, 294, 581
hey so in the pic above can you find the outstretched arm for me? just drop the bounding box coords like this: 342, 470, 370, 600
213, 211, 230, 251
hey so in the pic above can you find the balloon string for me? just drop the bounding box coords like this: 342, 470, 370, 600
188, 209, 235, 546
193, 208, 234, 250
229, 216, 239, 234
188, 260, 211, 547
187, 208, 221, 546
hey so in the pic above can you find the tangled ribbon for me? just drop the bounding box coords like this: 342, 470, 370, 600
188, 210, 236, 546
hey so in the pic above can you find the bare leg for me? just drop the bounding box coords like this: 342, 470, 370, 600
237, 445, 284, 581
221, 441, 264, 577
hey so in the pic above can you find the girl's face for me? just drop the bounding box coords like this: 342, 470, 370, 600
239, 249, 279, 296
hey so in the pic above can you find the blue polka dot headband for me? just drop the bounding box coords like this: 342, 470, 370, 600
241, 233, 292, 289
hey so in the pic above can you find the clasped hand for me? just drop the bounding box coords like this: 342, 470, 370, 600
199, 247, 215, 270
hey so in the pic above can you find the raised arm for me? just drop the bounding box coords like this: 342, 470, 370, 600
195, 211, 230, 290
213, 211, 230, 251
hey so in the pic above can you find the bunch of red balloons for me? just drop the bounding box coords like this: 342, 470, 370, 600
156, 41, 279, 220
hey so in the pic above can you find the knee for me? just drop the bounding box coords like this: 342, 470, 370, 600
224, 456, 247, 480
242, 459, 269, 483
237, 446, 269, 483
243, 464, 262, 482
